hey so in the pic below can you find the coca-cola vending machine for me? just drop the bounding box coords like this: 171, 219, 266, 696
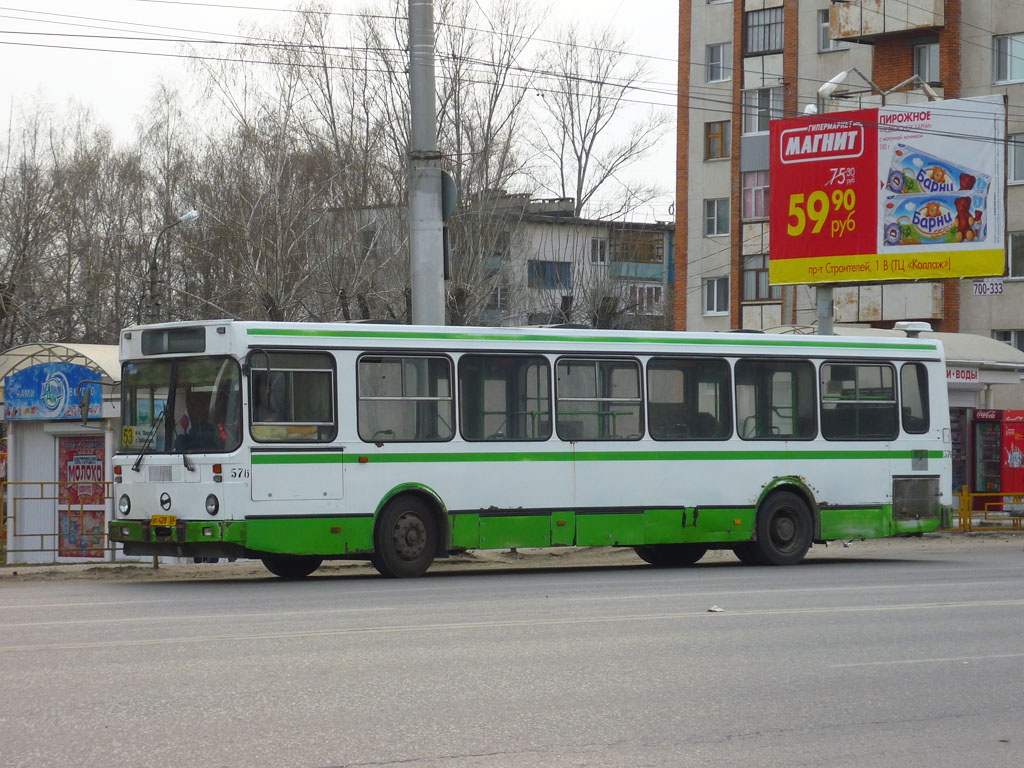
972, 410, 1024, 509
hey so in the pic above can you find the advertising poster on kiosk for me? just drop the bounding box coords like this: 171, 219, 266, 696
769, 96, 1005, 285
57, 435, 106, 558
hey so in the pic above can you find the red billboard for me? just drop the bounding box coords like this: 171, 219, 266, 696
769, 96, 1005, 285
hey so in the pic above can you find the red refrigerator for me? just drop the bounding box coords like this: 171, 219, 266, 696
972, 410, 1024, 509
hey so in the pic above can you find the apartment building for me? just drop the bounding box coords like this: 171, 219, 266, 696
482, 195, 674, 329
674, 0, 1024, 342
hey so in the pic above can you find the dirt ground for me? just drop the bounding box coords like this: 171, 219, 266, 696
1, 532, 1021, 583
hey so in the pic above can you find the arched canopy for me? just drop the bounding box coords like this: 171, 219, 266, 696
0, 343, 119, 404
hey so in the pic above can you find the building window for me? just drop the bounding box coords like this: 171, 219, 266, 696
704, 276, 729, 315
742, 254, 781, 301
994, 330, 1024, 352
486, 283, 510, 311
994, 33, 1024, 83
743, 86, 783, 134
628, 284, 663, 315
614, 230, 665, 264
818, 9, 843, 52
590, 237, 607, 264
1011, 135, 1024, 182
704, 198, 729, 236
1009, 232, 1024, 277
744, 8, 783, 55
914, 42, 939, 84
706, 43, 731, 83
704, 120, 730, 160
742, 170, 770, 220
527, 260, 572, 290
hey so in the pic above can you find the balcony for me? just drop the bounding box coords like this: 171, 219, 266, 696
831, 0, 943, 44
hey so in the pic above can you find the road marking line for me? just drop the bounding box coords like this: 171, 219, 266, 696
832, 652, 1024, 668
3, 599, 1024, 652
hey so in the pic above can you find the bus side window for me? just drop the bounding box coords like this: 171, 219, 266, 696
357, 355, 453, 442
820, 362, 897, 441
555, 358, 643, 441
250, 352, 336, 443
735, 359, 816, 440
647, 357, 731, 440
458, 355, 551, 441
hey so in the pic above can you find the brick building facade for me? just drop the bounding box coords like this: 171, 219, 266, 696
674, 0, 1024, 343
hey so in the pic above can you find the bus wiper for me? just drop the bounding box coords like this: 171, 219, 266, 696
131, 409, 166, 472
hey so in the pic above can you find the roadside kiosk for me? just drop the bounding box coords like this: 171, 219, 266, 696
0, 343, 120, 564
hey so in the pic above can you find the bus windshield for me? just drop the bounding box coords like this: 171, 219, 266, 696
121, 356, 242, 454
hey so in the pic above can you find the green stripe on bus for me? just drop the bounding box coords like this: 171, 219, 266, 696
245, 327, 935, 352
251, 453, 345, 465
249, 449, 943, 465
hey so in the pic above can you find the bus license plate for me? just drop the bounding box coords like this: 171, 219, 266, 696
151, 515, 176, 526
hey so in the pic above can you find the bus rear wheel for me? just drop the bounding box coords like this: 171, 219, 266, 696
373, 496, 437, 578
750, 491, 812, 566
261, 555, 323, 579
634, 544, 708, 567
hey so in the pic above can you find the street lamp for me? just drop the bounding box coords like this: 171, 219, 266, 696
146, 208, 200, 323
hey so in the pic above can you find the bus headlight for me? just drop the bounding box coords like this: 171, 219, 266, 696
118, 494, 131, 516
205, 494, 220, 516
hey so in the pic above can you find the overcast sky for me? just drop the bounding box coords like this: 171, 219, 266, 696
0, 0, 678, 219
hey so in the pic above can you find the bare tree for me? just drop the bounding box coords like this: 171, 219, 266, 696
532, 23, 670, 219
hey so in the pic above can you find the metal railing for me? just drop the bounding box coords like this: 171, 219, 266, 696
1, 480, 114, 558
952, 486, 1024, 533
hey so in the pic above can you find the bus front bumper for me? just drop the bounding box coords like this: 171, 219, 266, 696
109, 519, 247, 558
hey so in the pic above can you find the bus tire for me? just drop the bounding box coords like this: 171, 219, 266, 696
373, 496, 437, 578
634, 544, 708, 567
261, 555, 323, 579
732, 543, 767, 565
751, 491, 812, 566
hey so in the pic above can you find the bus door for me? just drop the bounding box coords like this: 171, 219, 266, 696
555, 357, 646, 546
248, 351, 343, 503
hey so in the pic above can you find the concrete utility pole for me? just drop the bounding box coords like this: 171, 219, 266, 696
408, 0, 445, 325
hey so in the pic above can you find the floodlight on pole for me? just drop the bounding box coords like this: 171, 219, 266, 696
817, 69, 850, 100
146, 208, 201, 324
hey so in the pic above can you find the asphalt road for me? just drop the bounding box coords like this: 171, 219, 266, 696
1, 538, 1023, 768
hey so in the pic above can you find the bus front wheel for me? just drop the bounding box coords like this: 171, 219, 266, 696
634, 544, 708, 567
261, 555, 323, 579
373, 496, 437, 578
750, 491, 812, 566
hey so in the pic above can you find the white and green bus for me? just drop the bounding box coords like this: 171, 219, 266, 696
108, 320, 951, 578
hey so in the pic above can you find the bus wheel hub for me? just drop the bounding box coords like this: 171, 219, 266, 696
394, 513, 426, 559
